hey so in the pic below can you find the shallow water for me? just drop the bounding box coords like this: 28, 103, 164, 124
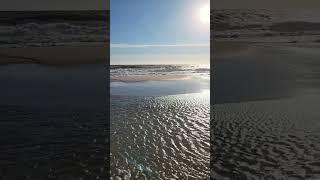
111, 91, 210, 179
111, 79, 209, 96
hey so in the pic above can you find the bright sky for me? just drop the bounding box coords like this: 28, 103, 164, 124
110, 0, 210, 65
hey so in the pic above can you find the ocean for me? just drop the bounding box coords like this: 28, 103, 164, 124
0, 11, 108, 48
111, 64, 210, 78
213, 9, 320, 43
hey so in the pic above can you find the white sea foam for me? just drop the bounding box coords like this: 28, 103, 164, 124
110, 64, 210, 81
213, 9, 320, 43
0, 11, 107, 47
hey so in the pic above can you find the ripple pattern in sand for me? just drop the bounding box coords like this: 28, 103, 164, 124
212, 97, 320, 179
111, 93, 210, 179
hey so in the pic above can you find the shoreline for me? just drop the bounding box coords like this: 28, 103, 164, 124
0, 45, 108, 66
111, 76, 209, 96
110, 74, 192, 82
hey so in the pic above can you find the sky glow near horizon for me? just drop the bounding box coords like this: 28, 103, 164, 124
111, 0, 210, 65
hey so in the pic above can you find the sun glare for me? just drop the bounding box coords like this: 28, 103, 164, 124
199, 4, 210, 24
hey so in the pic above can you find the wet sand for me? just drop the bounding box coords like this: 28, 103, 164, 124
0, 106, 108, 179
110, 67, 210, 179
0, 63, 106, 108
213, 41, 320, 104
0, 47, 108, 179
0, 45, 108, 66
212, 96, 320, 179
111, 92, 210, 179
212, 41, 320, 179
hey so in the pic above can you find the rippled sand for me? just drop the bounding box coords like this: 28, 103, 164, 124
212, 95, 320, 179
213, 41, 320, 179
111, 92, 210, 179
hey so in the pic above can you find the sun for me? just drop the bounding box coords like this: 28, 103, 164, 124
199, 4, 210, 24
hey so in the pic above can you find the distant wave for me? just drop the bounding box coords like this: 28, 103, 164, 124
0, 11, 108, 25
111, 65, 210, 78
0, 11, 108, 47
213, 9, 320, 43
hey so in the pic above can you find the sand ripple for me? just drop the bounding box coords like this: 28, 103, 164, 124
111, 92, 210, 179
212, 97, 320, 179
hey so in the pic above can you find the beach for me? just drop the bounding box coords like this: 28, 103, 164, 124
0, 46, 108, 179
0, 10, 109, 179
110, 65, 210, 179
212, 41, 320, 179
0, 45, 107, 108
0, 45, 108, 66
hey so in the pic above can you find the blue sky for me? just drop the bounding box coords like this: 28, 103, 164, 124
111, 0, 210, 65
